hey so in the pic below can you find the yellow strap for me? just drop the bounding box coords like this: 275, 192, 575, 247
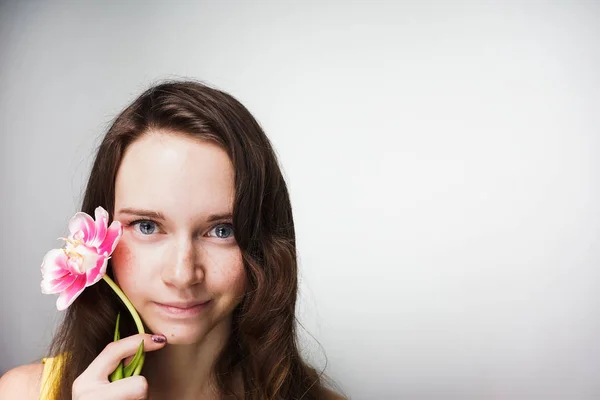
39, 356, 61, 400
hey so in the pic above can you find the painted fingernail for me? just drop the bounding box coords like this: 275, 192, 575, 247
151, 334, 167, 343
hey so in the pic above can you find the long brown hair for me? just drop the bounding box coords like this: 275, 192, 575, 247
46, 80, 340, 399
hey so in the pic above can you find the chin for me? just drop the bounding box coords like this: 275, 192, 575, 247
163, 333, 205, 345
146, 319, 211, 344
141, 308, 230, 345
137, 301, 235, 345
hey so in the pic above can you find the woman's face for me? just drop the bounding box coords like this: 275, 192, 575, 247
111, 131, 246, 345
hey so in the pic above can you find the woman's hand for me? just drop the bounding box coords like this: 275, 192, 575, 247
72, 333, 167, 400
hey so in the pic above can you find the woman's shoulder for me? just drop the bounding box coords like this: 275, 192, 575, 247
0, 362, 44, 399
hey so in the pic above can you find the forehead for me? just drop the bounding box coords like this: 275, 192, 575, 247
114, 131, 234, 217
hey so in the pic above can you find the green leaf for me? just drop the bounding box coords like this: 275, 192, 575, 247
108, 313, 123, 381
124, 340, 145, 377
109, 361, 124, 382
133, 352, 145, 376
113, 313, 121, 342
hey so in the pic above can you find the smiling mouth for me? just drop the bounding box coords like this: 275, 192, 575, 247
153, 300, 212, 317
158, 301, 211, 309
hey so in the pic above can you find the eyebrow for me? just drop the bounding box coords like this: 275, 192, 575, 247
116, 208, 232, 223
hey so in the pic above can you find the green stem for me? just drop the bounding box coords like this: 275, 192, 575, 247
102, 275, 145, 335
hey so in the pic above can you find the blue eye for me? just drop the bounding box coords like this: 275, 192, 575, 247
210, 223, 234, 239
131, 220, 157, 235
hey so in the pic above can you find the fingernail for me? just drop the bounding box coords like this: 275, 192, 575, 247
151, 334, 167, 343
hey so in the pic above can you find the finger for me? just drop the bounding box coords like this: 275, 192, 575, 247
101, 375, 149, 400
84, 334, 167, 380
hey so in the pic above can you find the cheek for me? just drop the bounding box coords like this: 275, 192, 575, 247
216, 250, 247, 296
110, 241, 138, 288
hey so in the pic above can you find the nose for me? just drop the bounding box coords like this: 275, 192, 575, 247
160, 235, 205, 289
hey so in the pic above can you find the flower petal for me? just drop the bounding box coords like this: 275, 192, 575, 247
75, 243, 103, 274
41, 249, 70, 280
68, 212, 96, 244
91, 207, 109, 249
86, 255, 108, 286
41, 272, 78, 294
98, 221, 123, 256
56, 274, 87, 310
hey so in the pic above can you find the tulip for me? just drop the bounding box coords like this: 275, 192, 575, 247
41, 206, 145, 379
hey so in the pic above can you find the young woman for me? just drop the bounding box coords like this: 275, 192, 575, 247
0, 81, 346, 400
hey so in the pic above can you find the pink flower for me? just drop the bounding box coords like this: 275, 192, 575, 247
41, 206, 123, 310
39, 206, 145, 379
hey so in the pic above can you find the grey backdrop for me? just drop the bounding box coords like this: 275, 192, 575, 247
1, 1, 599, 399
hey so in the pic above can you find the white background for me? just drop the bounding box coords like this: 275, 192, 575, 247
1, 1, 599, 399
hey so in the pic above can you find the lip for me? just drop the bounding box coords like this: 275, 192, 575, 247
154, 300, 211, 318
